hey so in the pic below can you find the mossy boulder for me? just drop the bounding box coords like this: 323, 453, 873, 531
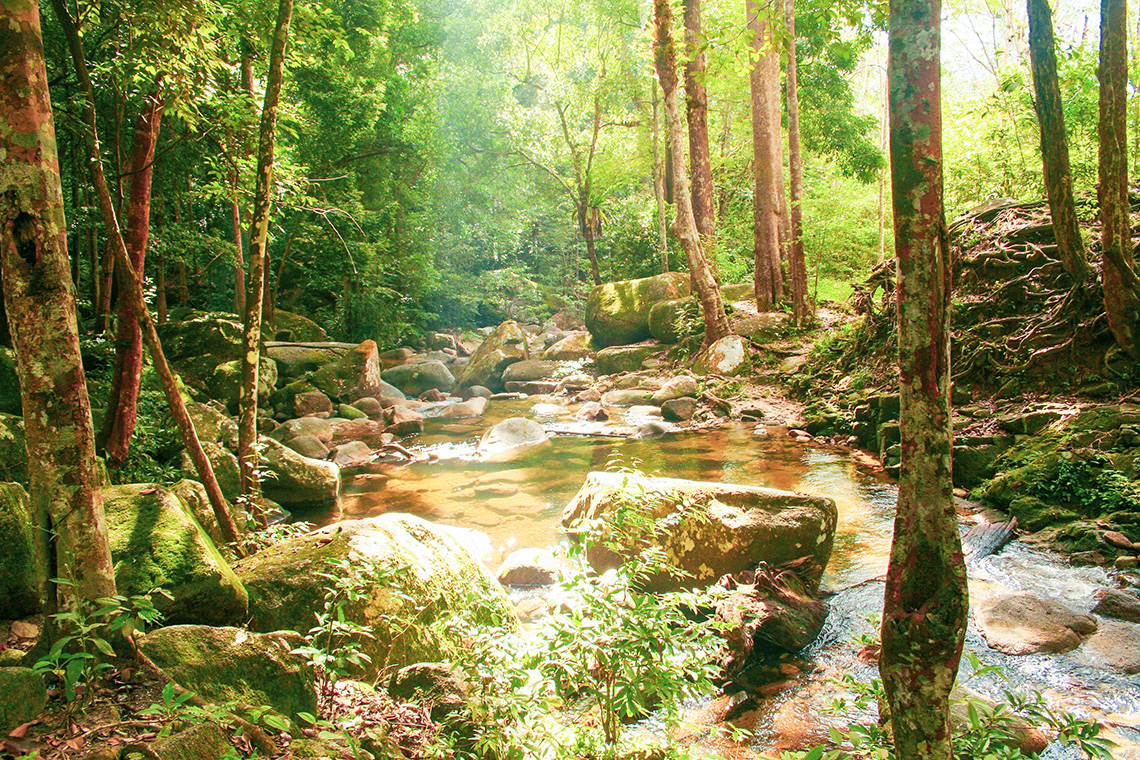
103, 484, 248, 626
0, 667, 47, 733
541, 331, 595, 360
204, 356, 278, 409
272, 341, 389, 413
265, 342, 356, 382
561, 472, 838, 592
382, 360, 456, 397
0, 483, 44, 619
138, 625, 315, 721
235, 514, 518, 678
271, 309, 329, 342
594, 344, 661, 375
155, 314, 246, 398
186, 402, 238, 448
647, 298, 691, 344
259, 437, 340, 510
454, 321, 529, 392
149, 721, 234, 760
585, 272, 690, 347
180, 442, 241, 504
169, 479, 249, 545
0, 413, 26, 483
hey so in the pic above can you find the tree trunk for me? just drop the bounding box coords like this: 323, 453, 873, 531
748, 0, 783, 310
651, 84, 669, 272
99, 87, 164, 469
652, 0, 730, 348
51, 0, 242, 549
880, 0, 969, 757
1099, 0, 1139, 357
230, 163, 246, 316
0, 0, 116, 608
683, 0, 716, 249
1027, 0, 1090, 284
784, 0, 809, 326
240, 0, 294, 521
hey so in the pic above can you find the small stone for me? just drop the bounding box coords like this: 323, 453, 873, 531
294, 390, 333, 418
286, 434, 330, 460
1104, 531, 1138, 550
1092, 588, 1140, 623
496, 547, 561, 586
351, 397, 384, 417
661, 397, 697, 422
1115, 556, 1140, 570
9, 621, 38, 639
1071, 551, 1108, 566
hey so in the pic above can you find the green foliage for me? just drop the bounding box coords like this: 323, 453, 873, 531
34, 582, 165, 705
781, 653, 1116, 760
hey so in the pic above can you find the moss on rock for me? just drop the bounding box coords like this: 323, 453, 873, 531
0, 483, 44, 618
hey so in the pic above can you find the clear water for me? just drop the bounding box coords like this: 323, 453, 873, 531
325, 396, 1140, 754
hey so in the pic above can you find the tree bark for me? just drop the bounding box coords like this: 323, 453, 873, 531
784, 0, 809, 326
683, 0, 716, 249
651, 84, 669, 272
748, 0, 783, 310
652, 0, 730, 348
99, 87, 164, 469
1027, 0, 1090, 284
240, 0, 294, 520
1099, 0, 1139, 357
0, 0, 116, 607
880, 0, 969, 757
51, 0, 242, 549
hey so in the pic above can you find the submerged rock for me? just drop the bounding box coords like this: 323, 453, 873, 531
975, 592, 1097, 655
561, 472, 838, 592
476, 417, 550, 461
235, 515, 517, 678
715, 567, 829, 669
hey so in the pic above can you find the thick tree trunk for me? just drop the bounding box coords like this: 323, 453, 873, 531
240, 0, 294, 520
1099, 0, 1139, 357
652, 0, 730, 348
683, 0, 716, 250
1027, 0, 1090, 284
100, 88, 164, 469
0, 0, 116, 607
748, 0, 783, 310
880, 0, 969, 757
51, 0, 242, 548
784, 0, 809, 326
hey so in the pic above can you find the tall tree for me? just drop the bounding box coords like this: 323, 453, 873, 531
1027, 0, 1090, 284
880, 0, 969, 756
1099, 0, 1140, 357
683, 0, 717, 249
748, 0, 783, 310
784, 0, 809, 325
652, 0, 731, 348
98, 87, 165, 469
51, 0, 242, 548
0, 0, 116, 609
239, 0, 294, 519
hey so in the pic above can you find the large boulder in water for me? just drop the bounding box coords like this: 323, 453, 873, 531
259, 436, 340, 510
382, 360, 455, 397
561, 472, 837, 592
454, 321, 529, 392
0, 483, 46, 618
476, 417, 550, 461
585, 272, 690, 348
235, 514, 517, 678
137, 625, 316, 721
103, 484, 248, 626
975, 592, 1097, 655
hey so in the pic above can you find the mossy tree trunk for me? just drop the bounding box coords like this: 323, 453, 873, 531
652, 0, 730, 349
1098, 0, 1140, 357
1027, 0, 1090, 285
880, 0, 969, 757
784, 0, 809, 326
0, 0, 117, 607
239, 0, 294, 521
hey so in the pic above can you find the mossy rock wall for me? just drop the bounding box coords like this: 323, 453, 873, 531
0, 483, 45, 618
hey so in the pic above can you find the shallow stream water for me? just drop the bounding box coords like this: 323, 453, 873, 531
324, 397, 1140, 757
